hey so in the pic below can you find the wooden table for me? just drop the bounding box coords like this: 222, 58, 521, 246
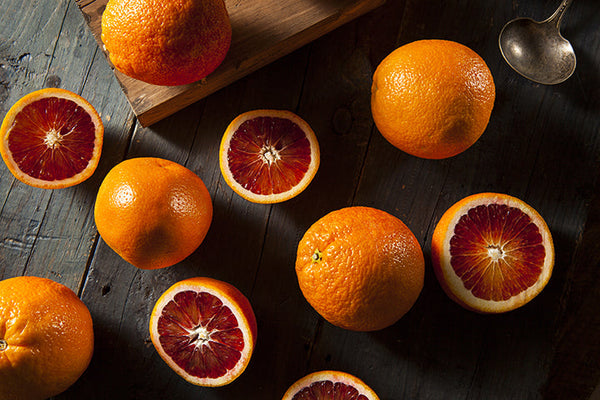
1, 0, 599, 399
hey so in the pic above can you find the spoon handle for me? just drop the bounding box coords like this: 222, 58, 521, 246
546, 0, 574, 29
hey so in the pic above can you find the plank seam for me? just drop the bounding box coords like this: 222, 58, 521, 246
350, 123, 375, 206
293, 42, 314, 116
78, 45, 100, 95
77, 233, 100, 297
249, 205, 274, 297
21, 192, 54, 276
285, 39, 332, 373
303, 318, 324, 373
184, 100, 207, 168
41, 0, 70, 88
0, 179, 17, 218
249, 40, 313, 297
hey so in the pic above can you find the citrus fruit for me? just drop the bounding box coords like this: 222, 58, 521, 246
0, 276, 94, 400
371, 39, 495, 159
295, 206, 424, 331
219, 109, 320, 204
149, 277, 257, 387
0, 88, 103, 189
101, 0, 231, 86
282, 370, 380, 400
431, 192, 555, 313
94, 157, 213, 270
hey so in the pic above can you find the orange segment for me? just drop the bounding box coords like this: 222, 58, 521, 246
0, 88, 103, 189
282, 370, 380, 400
149, 277, 257, 387
219, 110, 320, 204
431, 192, 554, 313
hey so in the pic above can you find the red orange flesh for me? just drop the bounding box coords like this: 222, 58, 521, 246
431, 193, 554, 313
0, 88, 103, 189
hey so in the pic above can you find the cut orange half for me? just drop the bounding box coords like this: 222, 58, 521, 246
219, 109, 320, 204
431, 192, 554, 313
0, 88, 103, 189
282, 370, 380, 400
149, 277, 257, 387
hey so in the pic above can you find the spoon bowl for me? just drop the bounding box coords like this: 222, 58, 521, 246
499, 0, 576, 85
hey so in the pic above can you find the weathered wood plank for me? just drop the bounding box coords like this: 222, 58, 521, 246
247, 6, 397, 395
305, 0, 600, 399
542, 195, 600, 399
73, 42, 313, 398
0, 0, 70, 278
0, 0, 134, 291
0, 0, 598, 399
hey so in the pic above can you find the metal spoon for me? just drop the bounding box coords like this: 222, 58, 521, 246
499, 0, 576, 85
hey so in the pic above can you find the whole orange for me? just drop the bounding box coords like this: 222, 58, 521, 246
0, 276, 94, 400
295, 206, 425, 331
101, 0, 232, 86
371, 39, 495, 159
94, 157, 213, 270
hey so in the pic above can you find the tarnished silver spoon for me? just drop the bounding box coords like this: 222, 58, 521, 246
499, 0, 576, 85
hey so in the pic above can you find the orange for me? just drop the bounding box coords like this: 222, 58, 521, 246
0, 276, 94, 400
295, 206, 424, 331
101, 0, 231, 86
282, 370, 380, 400
219, 110, 320, 204
149, 277, 257, 387
371, 39, 495, 159
94, 157, 213, 270
431, 193, 554, 313
0, 88, 103, 189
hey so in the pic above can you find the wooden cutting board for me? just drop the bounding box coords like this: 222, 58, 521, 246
75, 0, 385, 126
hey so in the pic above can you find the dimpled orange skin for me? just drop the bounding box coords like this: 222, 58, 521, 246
0, 276, 94, 400
295, 207, 425, 331
94, 157, 213, 270
101, 0, 231, 86
371, 40, 495, 159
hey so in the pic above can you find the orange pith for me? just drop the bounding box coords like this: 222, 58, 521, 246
101, 0, 232, 86
371, 39, 495, 159
0, 276, 94, 400
94, 157, 213, 270
452, 204, 544, 300
431, 193, 554, 313
295, 206, 424, 331
0, 88, 103, 189
149, 277, 257, 387
220, 110, 320, 204
229, 117, 310, 194
282, 370, 380, 400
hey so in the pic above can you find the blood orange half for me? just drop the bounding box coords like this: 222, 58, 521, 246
149, 277, 257, 387
282, 370, 380, 400
431, 192, 554, 313
0, 88, 103, 189
219, 109, 320, 204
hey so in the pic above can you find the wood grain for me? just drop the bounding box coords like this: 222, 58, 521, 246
75, 0, 386, 126
0, 0, 134, 290
1, 0, 600, 399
